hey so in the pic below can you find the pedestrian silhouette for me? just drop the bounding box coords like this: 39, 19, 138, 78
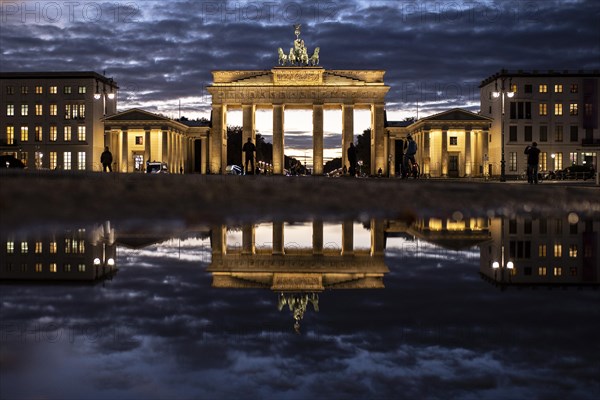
101, 146, 113, 172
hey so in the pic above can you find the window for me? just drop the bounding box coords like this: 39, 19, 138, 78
584, 104, 593, 116
79, 104, 85, 118
554, 243, 562, 257
50, 263, 57, 273
539, 84, 547, 93
6, 86, 14, 94
6, 126, 14, 145
78, 264, 86, 272
135, 136, 143, 145
78, 126, 86, 141
49, 126, 57, 141
569, 103, 578, 116
554, 84, 563, 93
540, 152, 547, 171
20, 264, 28, 272
64, 264, 71, 272
509, 219, 517, 234
538, 267, 547, 276
554, 103, 563, 116
64, 126, 72, 141
21, 241, 28, 253
64, 152, 72, 170
539, 103, 547, 116
64, 86, 72, 94
21, 104, 28, 116
21, 126, 29, 141
50, 104, 57, 116
510, 83, 517, 93
49, 152, 57, 169
35, 242, 42, 253
6, 241, 14, 253
78, 86, 86, 94
35, 126, 43, 142
554, 152, 563, 170
539, 219, 547, 234
553, 267, 562, 276
570, 222, 578, 234
509, 126, 517, 141
65, 105, 71, 119
570, 126, 578, 142
555, 126, 563, 142
539, 126, 548, 142
449, 137, 457, 146
35, 86, 43, 94
50, 241, 57, 253
34, 151, 43, 169
50, 86, 57, 94
35, 263, 43, 273
524, 126, 532, 142
7, 104, 14, 116
569, 244, 577, 257
539, 244, 547, 257
509, 152, 517, 171
570, 84, 578, 93
78, 152, 86, 170
524, 84, 532, 93
35, 104, 43, 116
21, 86, 29, 94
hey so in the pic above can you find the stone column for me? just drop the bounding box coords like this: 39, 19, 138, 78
162, 130, 168, 165
371, 219, 385, 256
482, 129, 490, 177
272, 104, 284, 175
242, 104, 255, 173
441, 129, 448, 177
342, 220, 354, 256
144, 129, 151, 165
242, 224, 255, 255
211, 104, 226, 174
342, 104, 354, 171
312, 220, 323, 255
121, 129, 128, 172
273, 221, 284, 255
389, 136, 396, 177
424, 130, 431, 176
168, 131, 174, 172
211, 225, 227, 256
465, 129, 472, 177
104, 129, 112, 150
312, 103, 324, 175
201, 137, 207, 174
371, 104, 385, 175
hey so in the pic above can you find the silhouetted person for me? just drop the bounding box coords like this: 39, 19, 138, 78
101, 146, 113, 172
404, 134, 417, 178
242, 138, 256, 175
525, 141, 541, 184
347, 142, 357, 176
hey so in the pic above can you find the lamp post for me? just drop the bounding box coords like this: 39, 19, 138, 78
492, 217, 514, 288
492, 77, 515, 182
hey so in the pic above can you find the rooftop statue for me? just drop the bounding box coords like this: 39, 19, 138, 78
277, 24, 319, 67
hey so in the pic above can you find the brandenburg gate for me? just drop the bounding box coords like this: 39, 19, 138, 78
207, 25, 390, 175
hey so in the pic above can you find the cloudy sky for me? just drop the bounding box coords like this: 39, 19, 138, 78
1, 0, 599, 160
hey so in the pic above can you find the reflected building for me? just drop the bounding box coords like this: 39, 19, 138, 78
0, 222, 116, 281
480, 216, 599, 287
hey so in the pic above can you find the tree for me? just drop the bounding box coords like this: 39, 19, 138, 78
324, 157, 342, 174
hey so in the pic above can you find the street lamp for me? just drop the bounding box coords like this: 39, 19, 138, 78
492, 78, 515, 182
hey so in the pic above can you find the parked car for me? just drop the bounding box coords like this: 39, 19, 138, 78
554, 165, 595, 180
0, 154, 26, 169
225, 165, 242, 175
146, 161, 169, 173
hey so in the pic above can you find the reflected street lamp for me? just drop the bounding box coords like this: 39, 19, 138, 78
492, 77, 515, 182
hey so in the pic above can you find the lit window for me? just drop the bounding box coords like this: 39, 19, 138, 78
554, 243, 562, 257
21, 126, 29, 141
50, 104, 57, 116
20, 153, 28, 167
64, 264, 71, 272
6, 241, 14, 253
79, 104, 85, 118
49, 152, 57, 169
49, 263, 57, 273
64, 126, 72, 141
35, 86, 43, 94
450, 137, 458, 146
555, 126, 563, 142
78, 264, 86, 272
553, 267, 562, 276
64, 152, 72, 170
78, 126, 86, 141
50, 86, 57, 94
21, 104, 28, 116
539, 84, 547, 93
554, 153, 563, 170
510, 84, 517, 93
538, 266, 547, 276
21, 241, 28, 253
65, 104, 71, 119
554, 84, 563, 93
539, 152, 547, 171
35, 104, 43, 116
35, 263, 43, 272
21, 86, 28, 94
6, 86, 15, 94
539, 103, 547, 116
569, 104, 578, 116
64, 239, 71, 253
35, 241, 42, 253
49, 126, 57, 141
569, 244, 577, 257
554, 103, 562, 116
135, 136, 143, 145
6, 104, 14, 116
50, 241, 57, 253
78, 86, 86, 94
78, 152, 86, 171
6, 126, 14, 145
64, 86, 72, 94
34, 151, 43, 169
570, 84, 578, 93
509, 152, 517, 171
35, 126, 42, 142
538, 244, 547, 257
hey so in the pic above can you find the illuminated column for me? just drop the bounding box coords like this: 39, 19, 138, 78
389, 136, 396, 177
211, 104, 226, 174
121, 129, 128, 172
162, 130, 168, 164
200, 137, 207, 174
211, 225, 226, 256
371, 219, 385, 256
424, 130, 431, 176
242, 104, 255, 173
273, 221, 284, 255
312, 103, 324, 175
465, 128, 472, 177
482, 129, 490, 177
441, 129, 448, 177
312, 220, 323, 255
272, 104, 284, 175
178, 133, 183, 173
242, 224, 255, 255
104, 129, 112, 150
342, 104, 354, 170
371, 103, 385, 175
144, 129, 151, 165
342, 220, 354, 256
168, 131, 174, 172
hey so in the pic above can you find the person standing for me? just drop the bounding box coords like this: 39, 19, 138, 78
524, 141, 541, 184
242, 137, 256, 175
347, 142, 357, 177
101, 146, 113, 172
404, 134, 417, 178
